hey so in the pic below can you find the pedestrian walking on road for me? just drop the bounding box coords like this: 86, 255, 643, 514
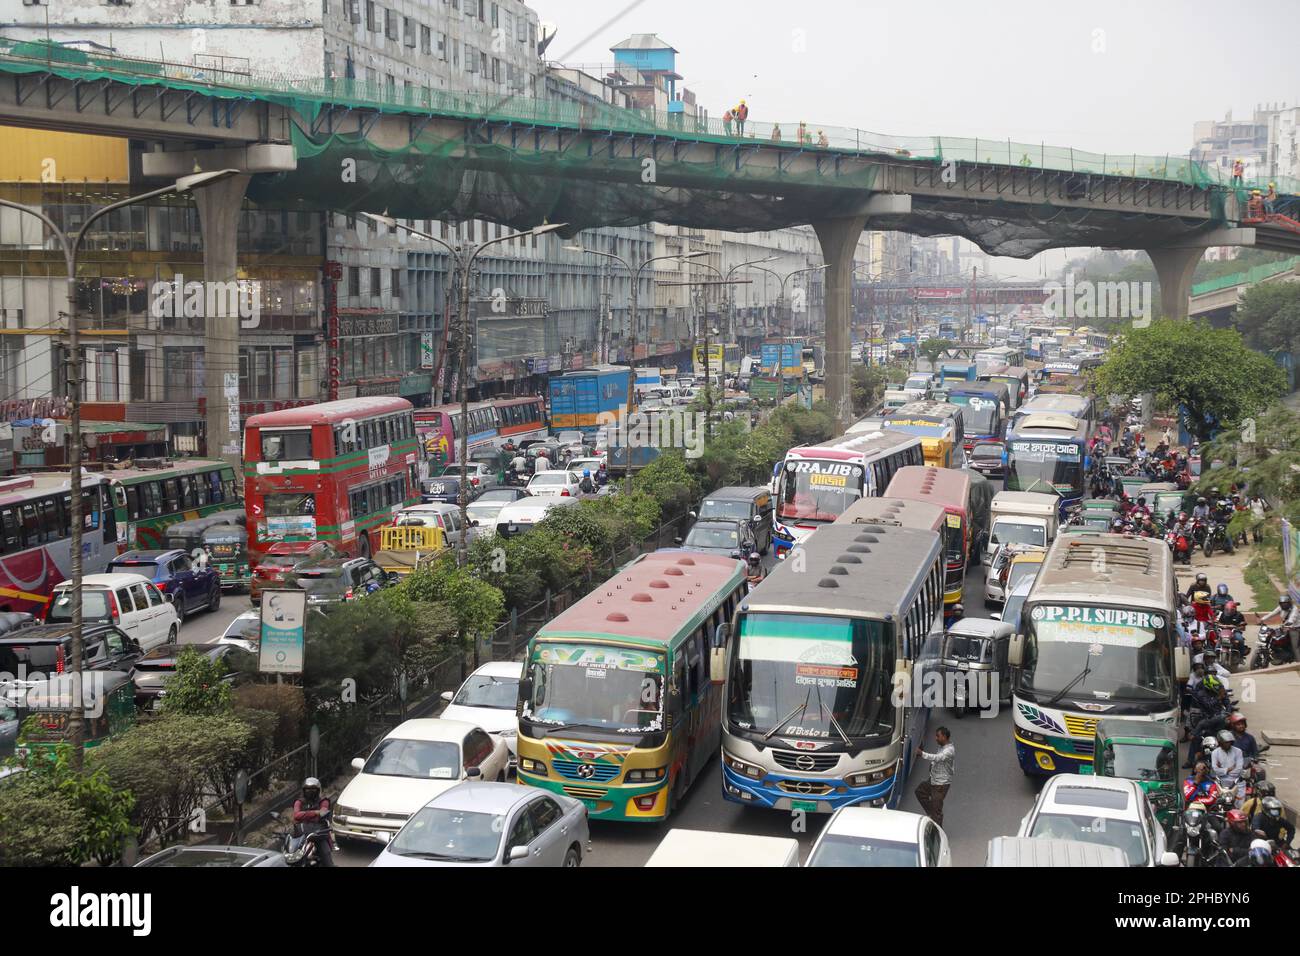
914, 726, 955, 827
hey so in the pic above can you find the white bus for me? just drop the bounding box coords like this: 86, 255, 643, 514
721, 522, 945, 812
1009, 534, 1186, 777
773, 431, 925, 543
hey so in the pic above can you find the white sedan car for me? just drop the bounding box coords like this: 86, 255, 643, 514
1017, 774, 1175, 867
805, 807, 952, 867
215, 609, 260, 652
440, 661, 523, 762
526, 469, 581, 498
334, 718, 510, 844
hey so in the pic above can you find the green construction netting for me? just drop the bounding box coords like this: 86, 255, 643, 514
2, 37, 1295, 257
2, 36, 1285, 190
1190, 255, 1300, 296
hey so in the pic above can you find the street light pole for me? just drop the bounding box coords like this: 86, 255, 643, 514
566, 246, 705, 492
0, 169, 237, 767
365, 213, 565, 566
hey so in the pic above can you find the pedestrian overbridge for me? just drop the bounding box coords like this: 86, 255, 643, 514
2, 39, 1296, 430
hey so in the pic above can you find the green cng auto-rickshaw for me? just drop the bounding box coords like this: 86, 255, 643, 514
203, 523, 251, 591
1084, 719, 1181, 831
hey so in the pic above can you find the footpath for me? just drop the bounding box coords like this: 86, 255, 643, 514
1180, 543, 1300, 824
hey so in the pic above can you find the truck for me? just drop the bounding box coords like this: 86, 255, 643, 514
984, 490, 1060, 563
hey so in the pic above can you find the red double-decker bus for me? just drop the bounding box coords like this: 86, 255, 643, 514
244, 397, 421, 562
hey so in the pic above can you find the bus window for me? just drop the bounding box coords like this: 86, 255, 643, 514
222, 475, 238, 503
59, 495, 73, 538
179, 474, 197, 510
19, 502, 39, 546
81, 489, 100, 530
0, 508, 19, 554
39, 498, 60, 543
161, 478, 180, 514
261, 429, 312, 462
195, 474, 211, 506
140, 482, 161, 517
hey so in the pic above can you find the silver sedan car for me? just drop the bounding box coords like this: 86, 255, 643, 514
369, 782, 589, 868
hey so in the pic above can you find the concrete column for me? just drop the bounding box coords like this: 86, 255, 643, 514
193, 174, 251, 472
813, 215, 868, 435
1145, 246, 1204, 320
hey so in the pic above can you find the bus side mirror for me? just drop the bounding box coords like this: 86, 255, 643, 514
711, 622, 729, 650
1174, 646, 1190, 681
1008, 632, 1024, 667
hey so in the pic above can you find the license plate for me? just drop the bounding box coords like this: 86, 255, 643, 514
427, 484, 445, 495
791, 799, 818, 812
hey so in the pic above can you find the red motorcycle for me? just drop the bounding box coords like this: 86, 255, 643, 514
1166, 529, 1192, 565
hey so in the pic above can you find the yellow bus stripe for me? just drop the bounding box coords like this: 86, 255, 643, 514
0, 586, 50, 604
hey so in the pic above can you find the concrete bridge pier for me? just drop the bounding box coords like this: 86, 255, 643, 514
814, 194, 912, 435
1146, 227, 1257, 321
141, 145, 297, 470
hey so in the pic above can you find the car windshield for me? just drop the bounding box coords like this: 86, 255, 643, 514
1007, 561, 1041, 592
1103, 742, 1176, 782
525, 644, 665, 734
990, 521, 1045, 549
807, 835, 920, 867
1029, 813, 1146, 865
47, 591, 111, 623
973, 444, 1003, 460
388, 806, 503, 862
698, 499, 753, 521
223, 617, 260, 641
362, 738, 460, 779
453, 674, 520, 709
684, 526, 740, 549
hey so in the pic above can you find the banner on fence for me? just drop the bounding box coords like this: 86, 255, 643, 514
259, 589, 307, 674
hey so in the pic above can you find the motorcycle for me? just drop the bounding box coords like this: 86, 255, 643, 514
1203, 519, 1234, 557
273, 808, 335, 866
1251, 625, 1296, 670
1179, 805, 1222, 868
1166, 530, 1193, 565
1215, 624, 1247, 671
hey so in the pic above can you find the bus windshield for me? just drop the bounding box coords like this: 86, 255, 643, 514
524, 643, 665, 735
952, 396, 999, 435
778, 461, 864, 523
728, 613, 895, 741
1006, 439, 1083, 497
1018, 605, 1175, 704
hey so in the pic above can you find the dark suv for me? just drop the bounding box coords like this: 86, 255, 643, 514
107, 549, 222, 623
288, 557, 397, 611
0, 623, 142, 678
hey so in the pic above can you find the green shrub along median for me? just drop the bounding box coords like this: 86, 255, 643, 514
0, 400, 845, 862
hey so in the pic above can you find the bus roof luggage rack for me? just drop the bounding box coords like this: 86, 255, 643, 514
1057, 538, 1154, 575
132, 457, 169, 470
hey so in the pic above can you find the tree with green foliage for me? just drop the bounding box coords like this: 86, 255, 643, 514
0, 771, 83, 866
159, 646, 236, 716
631, 450, 701, 517
918, 337, 956, 369
0, 744, 135, 866
1094, 320, 1286, 442
1195, 403, 1300, 525
1232, 282, 1300, 356
404, 558, 505, 639
851, 363, 891, 417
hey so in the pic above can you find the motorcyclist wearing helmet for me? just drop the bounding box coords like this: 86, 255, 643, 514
1187, 573, 1214, 638
1227, 713, 1258, 763
578, 469, 596, 495
1241, 779, 1276, 819
292, 777, 335, 866
1216, 600, 1246, 630
1192, 496, 1211, 522
1247, 838, 1277, 867
1261, 593, 1300, 664
1218, 809, 1254, 865
745, 551, 764, 588
1186, 675, 1229, 767
1211, 729, 1244, 789
1251, 796, 1293, 848
1210, 583, 1234, 613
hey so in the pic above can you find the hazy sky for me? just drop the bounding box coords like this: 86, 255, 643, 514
532, 0, 1299, 277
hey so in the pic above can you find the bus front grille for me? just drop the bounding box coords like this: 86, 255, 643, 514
772, 750, 840, 773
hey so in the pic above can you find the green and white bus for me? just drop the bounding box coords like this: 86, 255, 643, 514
105, 459, 240, 552
1010, 533, 1186, 777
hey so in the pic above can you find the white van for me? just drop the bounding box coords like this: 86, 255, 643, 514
985, 491, 1060, 563
493, 496, 578, 538
644, 829, 800, 867
394, 503, 470, 549
47, 573, 179, 651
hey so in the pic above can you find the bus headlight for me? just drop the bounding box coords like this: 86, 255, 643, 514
518, 757, 548, 776
723, 752, 764, 779
847, 767, 893, 787
626, 767, 666, 783
1018, 729, 1047, 744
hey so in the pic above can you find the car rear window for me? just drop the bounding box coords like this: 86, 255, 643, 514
531, 474, 567, 485
1053, 785, 1131, 811
47, 590, 111, 623
0, 641, 65, 673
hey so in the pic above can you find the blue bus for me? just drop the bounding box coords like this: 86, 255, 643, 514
1003, 412, 1092, 515
946, 381, 1008, 452
549, 365, 632, 438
